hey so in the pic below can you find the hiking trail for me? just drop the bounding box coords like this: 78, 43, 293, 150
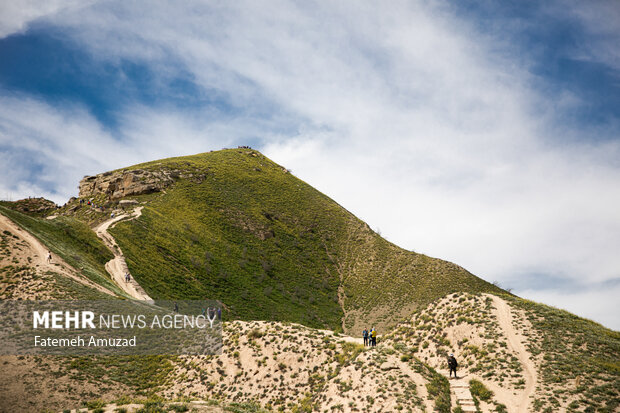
0, 213, 116, 297
451, 378, 477, 412
94, 206, 152, 301
316, 328, 364, 345
490, 294, 537, 413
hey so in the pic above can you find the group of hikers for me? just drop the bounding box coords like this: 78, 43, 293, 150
202, 306, 222, 319
80, 198, 105, 212
124, 272, 131, 283
361, 327, 459, 378
172, 302, 222, 320
362, 327, 378, 347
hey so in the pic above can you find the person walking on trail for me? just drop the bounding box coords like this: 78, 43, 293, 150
46, 251, 52, 263
363, 328, 369, 346
371, 328, 377, 347
448, 353, 458, 378
125, 273, 130, 283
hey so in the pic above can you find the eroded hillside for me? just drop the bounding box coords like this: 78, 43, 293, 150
386, 293, 620, 412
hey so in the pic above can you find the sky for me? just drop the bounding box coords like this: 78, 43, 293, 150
1, 1, 619, 329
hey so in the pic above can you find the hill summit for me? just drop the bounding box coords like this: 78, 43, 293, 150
67, 148, 502, 333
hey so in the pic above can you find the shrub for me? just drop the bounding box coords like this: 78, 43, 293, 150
495, 403, 508, 413
84, 400, 106, 409
470, 379, 493, 402
248, 329, 264, 339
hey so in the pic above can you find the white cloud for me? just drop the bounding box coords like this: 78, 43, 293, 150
0, 94, 261, 203
561, 0, 620, 70
0, 0, 90, 38
1, 0, 619, 329
0, 93, 112, 202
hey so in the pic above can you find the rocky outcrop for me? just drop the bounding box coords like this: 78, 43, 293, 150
6, 198, 57, 215
79, 168, 205, 199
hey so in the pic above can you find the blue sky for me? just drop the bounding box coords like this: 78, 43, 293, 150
1, 0, 619, 329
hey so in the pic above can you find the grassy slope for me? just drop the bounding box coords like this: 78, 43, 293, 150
0, 204, 120, 296
386, 292, 620, 412
506, 295, 620, 413
105, 149, 502, 332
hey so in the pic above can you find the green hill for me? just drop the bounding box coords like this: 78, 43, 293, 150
71, 148, 503, 333
3, 148, 618, 413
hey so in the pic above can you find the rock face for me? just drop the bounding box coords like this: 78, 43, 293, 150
79, 169, 176, 199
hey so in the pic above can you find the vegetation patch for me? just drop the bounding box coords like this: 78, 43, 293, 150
0, 205, 119, 295
504, 295, 620, 412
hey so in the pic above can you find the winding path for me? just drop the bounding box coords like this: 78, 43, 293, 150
490, 295, 537, 413
94, 207, 152, 301
0, 213, 116, 296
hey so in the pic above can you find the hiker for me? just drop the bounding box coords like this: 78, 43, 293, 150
125, 273, 130, 283
174, 302, 179, 313
46, 251, 52, 263
363, 328, 369, 346
448, 354, 458, 378
111, 212, 115, 219
371, 328, 377, 347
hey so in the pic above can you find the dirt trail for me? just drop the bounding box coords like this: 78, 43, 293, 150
316, 328, 364, 345
94, 207, 152, 301
0, 213, 116, 297
451, 378, 477, 412
489, 294, 537, 413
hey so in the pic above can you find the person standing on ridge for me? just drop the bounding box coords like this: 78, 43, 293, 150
363, 328, 369, 346
448, 353, 458, 378
371, 327, 377, 347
